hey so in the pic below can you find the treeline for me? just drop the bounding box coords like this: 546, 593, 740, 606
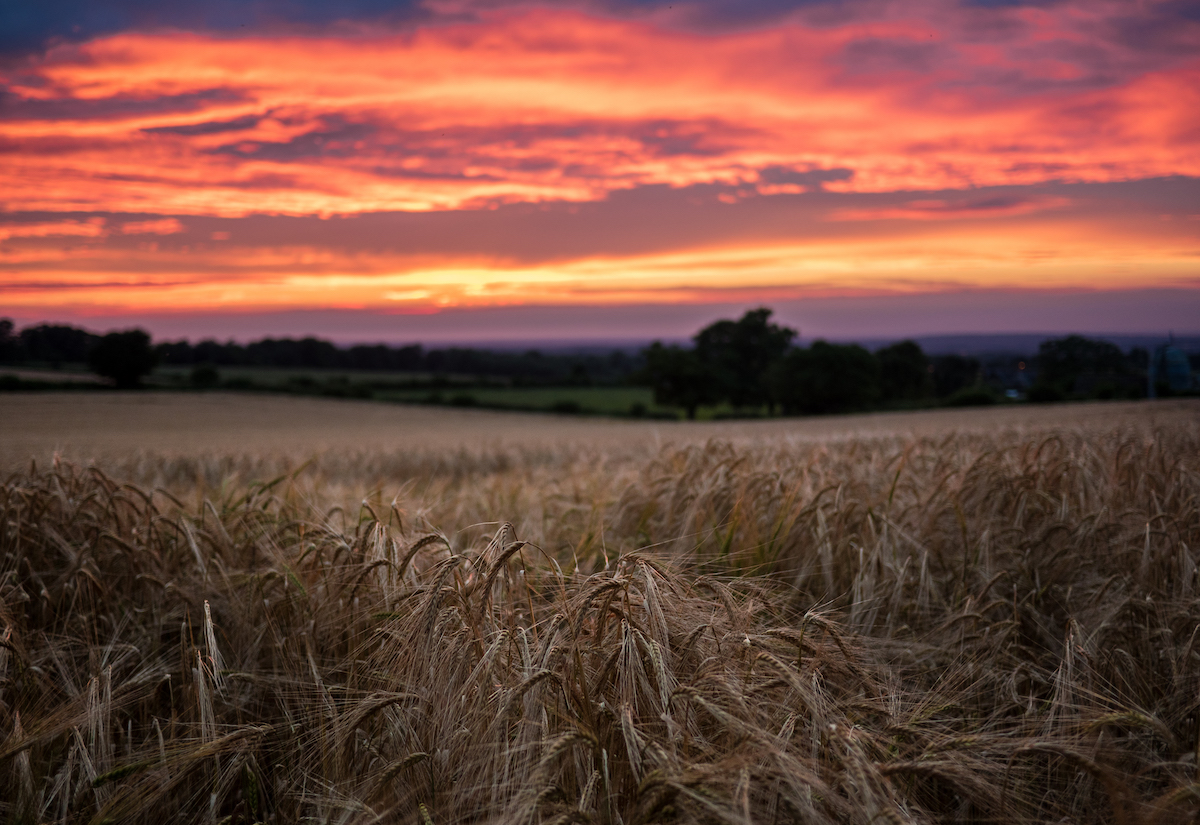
640, 309, 1161, 418
0, 321, 96, 365
2, 314, 1185, 410
154, 338, 636, 384
0, 319, 637, 385
640, 309, 969, 418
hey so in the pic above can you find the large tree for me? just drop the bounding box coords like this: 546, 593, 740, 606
0, 318, 19, 362
693, 308, 796, 411
769, 340, 880, 415
877, 340, 932, 403
1036, 334, 1130, 393
88, 329, 158, 388
641, 342, 716, 420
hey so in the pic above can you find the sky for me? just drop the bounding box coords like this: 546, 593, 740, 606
2, 0, 1199, 344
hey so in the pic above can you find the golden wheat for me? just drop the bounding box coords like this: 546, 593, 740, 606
1, 400, 1198, 823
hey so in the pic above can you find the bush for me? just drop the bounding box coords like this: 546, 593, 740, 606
941, 387, 996, 407
551, 400, 582, 414
1028, 382, 1066, 403
189, 364, 220, 389
931, 354, 981, 398
323, 384, 372, 400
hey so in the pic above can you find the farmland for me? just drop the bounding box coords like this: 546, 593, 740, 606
2, 394, 1199, 823
372, 385, 665, 417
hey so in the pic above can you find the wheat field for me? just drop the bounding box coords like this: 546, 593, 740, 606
2, 395, 1199, 823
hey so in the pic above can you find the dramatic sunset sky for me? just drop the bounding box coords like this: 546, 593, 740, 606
2, 0, 1199, 343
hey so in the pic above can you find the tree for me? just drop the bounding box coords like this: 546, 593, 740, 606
0, 318, 20, 362
769, 341, 880, 415
88, 329, 158, 388
877, 340, 931, 403
931, 355, 980, 398
1036, 335, 1129, 394
641, 342, 716, 419
693, 308, 796, 411
19, 323, 97, 366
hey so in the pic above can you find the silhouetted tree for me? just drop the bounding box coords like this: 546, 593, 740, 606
641, 342, 716, 419
88, 329, 158, 388
155, 340, 195, 366
770, 341, 880, 415
931, 355, 980, 398
19, 324, 97, 366
346, 343, 424, 371
877, 340, 932, 403
1128, 346, 1149, 372
694, 308, 796, 411
0, 318, 19, 362
155, 333, 639, 383
1036, 335, 1130, 394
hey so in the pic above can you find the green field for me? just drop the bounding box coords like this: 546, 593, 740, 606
151, 364, 688, 417
2, 363, 731, 418
150, 365, 671, 415
152, 364, 453, 386
375, 384, 666, 415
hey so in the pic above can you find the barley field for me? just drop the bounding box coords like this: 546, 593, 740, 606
2, 394, 1199, 824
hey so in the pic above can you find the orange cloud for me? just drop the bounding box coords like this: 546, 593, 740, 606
829, 196, 1071, 222
2, 9, 1198, 218
0, 218, 107, 240
3, 209, 1196, 316
1, 2, 1197, 324
121, 218, 185, 235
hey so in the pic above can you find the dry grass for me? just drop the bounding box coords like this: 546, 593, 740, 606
1, 399, 1199, 823
3, 392, 1185, 469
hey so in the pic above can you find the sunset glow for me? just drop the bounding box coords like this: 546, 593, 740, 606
3, 0, 1199, 339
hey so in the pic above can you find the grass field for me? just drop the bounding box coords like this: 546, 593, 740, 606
152, 365, 457, 387
374, 385, 666, 417
20, 363, 674, 416
2, 395, 1199, 823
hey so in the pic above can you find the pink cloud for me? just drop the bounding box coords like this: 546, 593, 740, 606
121, 218, 185, 235
1, 7, 1197, 219
829, 196, 1072, 222
0, 218, 107, 240
1, 1, 1197, 325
